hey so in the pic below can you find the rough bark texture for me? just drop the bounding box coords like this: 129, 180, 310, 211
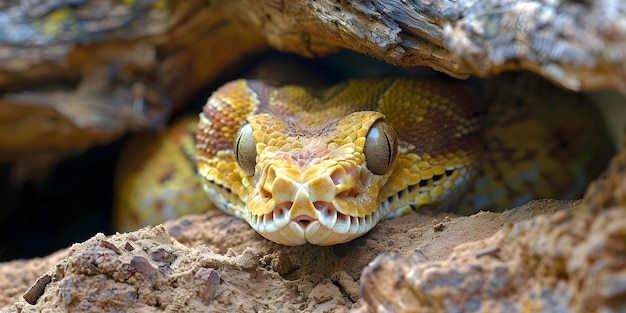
0, 1, 268, 181
1, 0, 624, 181
3, 0, 624, 90
237, 0, 626, 92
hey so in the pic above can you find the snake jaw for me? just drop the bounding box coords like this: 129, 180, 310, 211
242, 156, 389, 245
248, 205, 382, 246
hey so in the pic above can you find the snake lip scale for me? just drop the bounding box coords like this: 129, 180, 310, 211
203, 164, 465, 246
196, 78, 482, 246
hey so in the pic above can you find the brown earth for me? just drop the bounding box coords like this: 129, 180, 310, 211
2, 143, 625, 312
0, 198, 574, 312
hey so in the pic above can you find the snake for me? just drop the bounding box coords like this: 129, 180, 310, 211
115, 74, 612, 246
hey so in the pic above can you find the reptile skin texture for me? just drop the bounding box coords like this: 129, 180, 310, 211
115, 75, 612, 245
115, 116, 202, 232
196, 78, 482, 245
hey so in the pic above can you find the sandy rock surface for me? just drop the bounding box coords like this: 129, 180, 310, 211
358, 143, 626, 312
0, 199, 568, 312
358, 206, 626, 312
3, 143, 626, 312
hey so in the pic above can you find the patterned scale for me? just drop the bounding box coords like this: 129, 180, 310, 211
114, 74, 612, 245
114, 116, 209, 232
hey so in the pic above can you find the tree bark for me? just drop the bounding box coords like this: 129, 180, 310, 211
0, 0, 624, 179
229, 0, 626, 92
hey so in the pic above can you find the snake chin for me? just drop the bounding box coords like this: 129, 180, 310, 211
246, 201, 387, 246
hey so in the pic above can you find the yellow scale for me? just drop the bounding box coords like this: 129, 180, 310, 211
114, 75, 612, 245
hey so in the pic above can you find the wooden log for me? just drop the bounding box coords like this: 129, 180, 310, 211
0, 0, 624, 180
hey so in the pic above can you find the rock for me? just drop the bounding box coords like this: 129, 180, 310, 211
0, 198, 576, 311
5, 141, 625, 311
357, 140, 626, 313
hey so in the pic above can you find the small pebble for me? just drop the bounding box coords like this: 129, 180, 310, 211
23, 274, 52, 305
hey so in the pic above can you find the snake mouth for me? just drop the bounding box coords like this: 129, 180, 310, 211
247, 201, 383, 246
291, 201, 352, 230
292, 215, 315, 228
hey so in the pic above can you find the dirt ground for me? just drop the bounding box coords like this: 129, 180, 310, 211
0, 198, 572, 312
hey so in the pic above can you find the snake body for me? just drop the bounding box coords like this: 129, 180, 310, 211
115, 74, 612, 246
196, 78, 482, 245
115, 116, 202, 232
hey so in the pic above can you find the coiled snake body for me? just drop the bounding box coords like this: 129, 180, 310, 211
116, 75, 611, 246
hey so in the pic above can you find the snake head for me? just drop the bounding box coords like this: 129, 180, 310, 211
228, 111, 398, 245
197, 78, 481, 246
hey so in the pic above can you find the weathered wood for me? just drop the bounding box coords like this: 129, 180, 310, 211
0, 1, 268, 181
232, 0, 626, 92
2, 0, 623, 93
0, 0, 624, 180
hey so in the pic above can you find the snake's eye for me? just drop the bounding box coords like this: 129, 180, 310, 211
234, 122, 257, 176
363, 119, 398, 175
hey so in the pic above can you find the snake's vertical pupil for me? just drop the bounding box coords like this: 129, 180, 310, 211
234, 122, 257, 176
363, 119, 398, 175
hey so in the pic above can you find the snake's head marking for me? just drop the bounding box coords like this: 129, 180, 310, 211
197, 78, 481, 246
227, 111, 398, 245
